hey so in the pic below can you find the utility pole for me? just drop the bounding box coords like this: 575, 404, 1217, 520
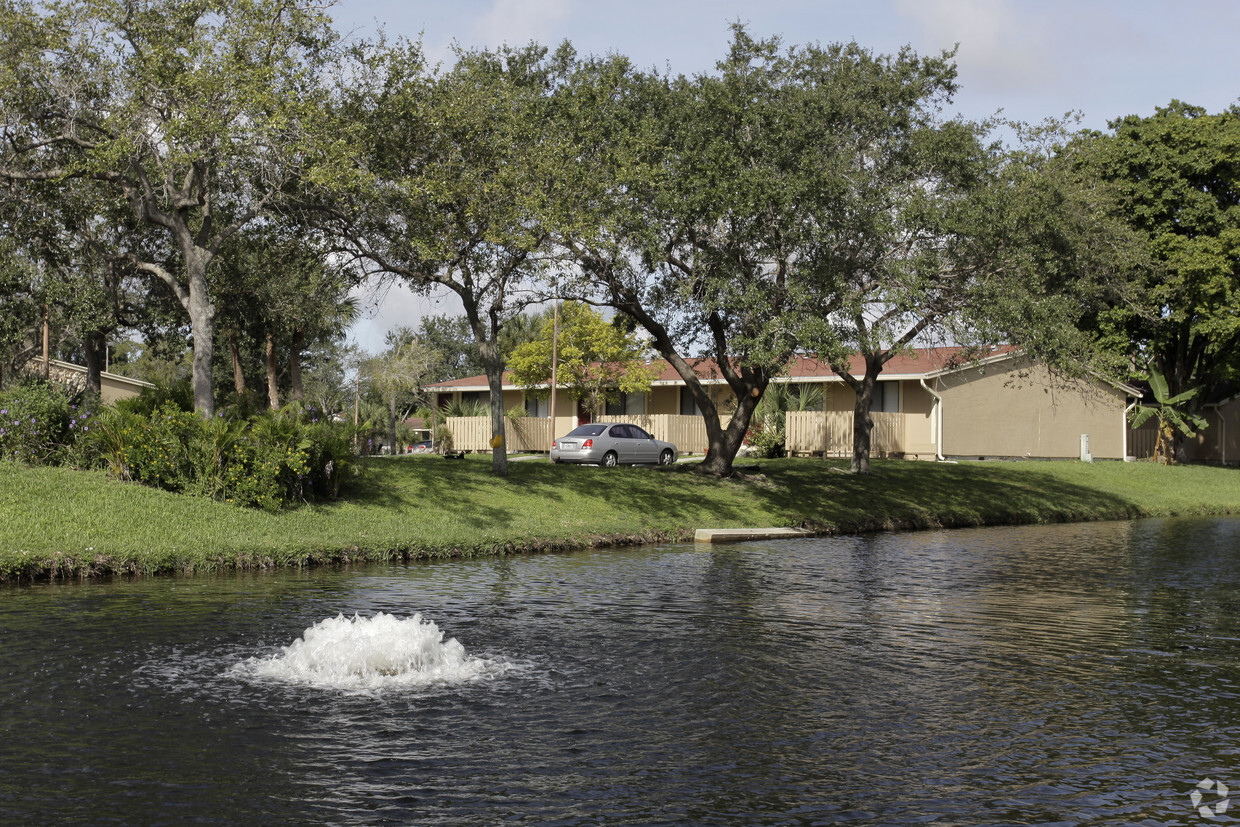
41, 304, 50, 380
353, 364, 361, 454
548, 285, 559, 462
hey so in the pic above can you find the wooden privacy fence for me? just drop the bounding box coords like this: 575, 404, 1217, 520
1127, 420, 1158, 459
445, 416, 551, 452
785, 410, 907, 457
448, 411, 909, 456
447, 414, 731, 455
596, 414, 731, 455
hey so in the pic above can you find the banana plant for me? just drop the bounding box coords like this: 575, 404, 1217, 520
1128, 367, 1209, 464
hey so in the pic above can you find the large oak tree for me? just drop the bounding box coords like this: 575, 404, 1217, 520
0, 0, 339, 416
558, 28, 968, 476
317, 41, 566, 476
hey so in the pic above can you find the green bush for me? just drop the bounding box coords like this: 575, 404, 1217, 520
745, 421, 786, 459
0, 377, 358, 510
85, 402, 360, 510
0, 379, 93, 466
123, 402, 201, 490
433, 424, 454, 455
115, 379, 194, 417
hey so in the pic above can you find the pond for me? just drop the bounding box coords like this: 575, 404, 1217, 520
3, 517, 1240, 825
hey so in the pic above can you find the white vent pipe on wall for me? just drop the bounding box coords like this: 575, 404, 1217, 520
1123, 400, 1137, 461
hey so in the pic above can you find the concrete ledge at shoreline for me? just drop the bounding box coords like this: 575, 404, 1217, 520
694, 528, 815, 544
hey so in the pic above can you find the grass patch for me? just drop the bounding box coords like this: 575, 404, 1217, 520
2, 455, 1238, 580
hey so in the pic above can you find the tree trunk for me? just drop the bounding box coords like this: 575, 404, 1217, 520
228, 331, 247, 399
185, 253, 217, 418
478, 337, 508, 477
697, 415, 734, 476
389, 395, 399, 455
41, 304, 50, 380
833, 353, 884, 476
688, 378, 767, 477
82, 330, 106, 398
265, 331, 280, 410
289, 329, 305, 402
850, 376, 876, 475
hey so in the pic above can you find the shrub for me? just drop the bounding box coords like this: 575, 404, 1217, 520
86, 402, 361, 510
433, 424, 454, 455
87, 406, 142, 479
0, 379, 84, 466
745, 421, 786, 459
300, 421, 358, 499
125, 402, 201, 490
115, 379, 194, 417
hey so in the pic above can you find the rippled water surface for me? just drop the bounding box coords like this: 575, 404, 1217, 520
5, 517, 1240, 825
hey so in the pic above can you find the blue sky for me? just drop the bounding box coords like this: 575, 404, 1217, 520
336, 0, 1240, 352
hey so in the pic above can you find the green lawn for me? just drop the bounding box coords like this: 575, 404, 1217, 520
2, 454, 1238, 580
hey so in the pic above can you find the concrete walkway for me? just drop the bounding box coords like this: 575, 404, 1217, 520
693, 527, 814, 544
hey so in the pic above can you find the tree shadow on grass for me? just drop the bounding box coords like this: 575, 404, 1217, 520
751, 459, 1146, 533
327, 454, 772, 534
317, 456, 1151, 553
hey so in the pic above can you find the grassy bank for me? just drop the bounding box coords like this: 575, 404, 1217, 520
2, 455, 1238, 580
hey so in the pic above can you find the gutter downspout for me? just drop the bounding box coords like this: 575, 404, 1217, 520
1123, 399, 1137, 461
919, 377, 952, 462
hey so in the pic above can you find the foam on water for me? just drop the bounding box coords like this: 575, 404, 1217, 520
233, 612, 511, 692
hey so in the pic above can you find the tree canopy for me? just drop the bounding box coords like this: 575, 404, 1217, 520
1074, 101, 1240, 459
507, 301, 658, 416
0, 0, 340, 416
559, 28, 986, 475
314, 40, 571, 475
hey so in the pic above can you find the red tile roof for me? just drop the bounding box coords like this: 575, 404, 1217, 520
425, 346, 1020, 391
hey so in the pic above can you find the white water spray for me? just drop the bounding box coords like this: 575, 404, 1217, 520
234, 612, 509, 691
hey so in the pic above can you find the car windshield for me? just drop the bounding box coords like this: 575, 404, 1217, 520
565, 425, 607, 437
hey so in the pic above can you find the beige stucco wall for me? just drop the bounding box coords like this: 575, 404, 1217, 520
98, 375, 147, 404
648, 384, 734, 416
936, 358, 1131, 459
900, 382, 936, 459
649, 386, 679, 415
40, 361, 152, 405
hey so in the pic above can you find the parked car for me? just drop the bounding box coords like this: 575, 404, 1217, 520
411, 440, 433, 453
551, 423, 678, 467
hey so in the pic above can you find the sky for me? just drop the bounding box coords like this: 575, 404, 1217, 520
333, 0, 1240, 353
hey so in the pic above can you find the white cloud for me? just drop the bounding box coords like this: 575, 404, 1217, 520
471, 0, 575, 47
894, 0, 1055, 94
346, 279, 463, 355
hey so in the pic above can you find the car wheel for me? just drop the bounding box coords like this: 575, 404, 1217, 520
600, 451, 618, 468
659, 449, 674, 466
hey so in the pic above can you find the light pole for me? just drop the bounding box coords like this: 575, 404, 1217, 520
548, 284, 559, 462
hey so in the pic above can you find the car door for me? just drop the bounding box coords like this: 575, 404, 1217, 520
628, 425, 659, 463
607, 424, 635, 463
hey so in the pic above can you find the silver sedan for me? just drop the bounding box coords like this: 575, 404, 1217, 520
551, 423, 678, 467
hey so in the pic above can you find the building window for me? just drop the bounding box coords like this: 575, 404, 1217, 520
606, 392, 646, 417
525, 395, 550, 418
680, 387, 702, 416
873, 381, 900, 413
